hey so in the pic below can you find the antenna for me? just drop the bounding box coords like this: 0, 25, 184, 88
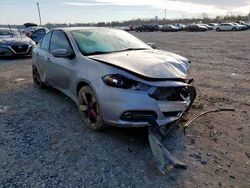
37, 2, 42, 26
16, 25, 23, 39
8, 24, 13, 38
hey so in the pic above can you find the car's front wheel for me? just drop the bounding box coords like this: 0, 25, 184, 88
32, 65, 45, 88
78, 86, 104, 131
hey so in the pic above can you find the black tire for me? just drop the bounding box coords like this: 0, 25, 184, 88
32, 65, 45, 88
78, 86, 104, 131
216, 28, 220, 32
232, 27, 236, 31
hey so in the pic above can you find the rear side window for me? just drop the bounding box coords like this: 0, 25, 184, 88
40, 32, 51, 51
34, 29, 46, 35
50, 30, 71, 51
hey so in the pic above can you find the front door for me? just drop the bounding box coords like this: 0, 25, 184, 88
46, 30, 76, 95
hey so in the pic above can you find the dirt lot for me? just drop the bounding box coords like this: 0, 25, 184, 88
0, 30, 249, 188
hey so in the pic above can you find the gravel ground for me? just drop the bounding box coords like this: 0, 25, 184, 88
0, 30, 249, 188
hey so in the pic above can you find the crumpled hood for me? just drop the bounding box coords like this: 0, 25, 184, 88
0, 36, 31, 45
89, 50, 191, 79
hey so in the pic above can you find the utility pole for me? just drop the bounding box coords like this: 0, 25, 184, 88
164, 9, 166, 20
37, 2, 42, 26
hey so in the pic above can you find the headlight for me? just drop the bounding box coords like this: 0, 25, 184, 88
102, 74, 150, 91
29, 40, 36, 46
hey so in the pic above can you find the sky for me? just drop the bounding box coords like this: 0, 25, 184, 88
0, 0, 250, 24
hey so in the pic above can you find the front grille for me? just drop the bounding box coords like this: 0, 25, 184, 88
163, 111, 181, 117
11, 45, 29, 53
149, 87, 190, 101
120, 111, 157, 122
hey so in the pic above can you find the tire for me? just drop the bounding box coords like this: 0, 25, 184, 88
78, 86, 104, 131
32, 65, 45, 88
216, 28, 220, 32
232, 27, 236, 31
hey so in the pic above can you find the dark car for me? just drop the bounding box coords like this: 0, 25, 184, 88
0, 28, 36, 57
30, 28, 49, 44
185, 24, 207, 32
160, 25, 180, 32
135, 24, 160, 32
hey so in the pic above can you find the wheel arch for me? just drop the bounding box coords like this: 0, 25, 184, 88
76, 81, 89, 97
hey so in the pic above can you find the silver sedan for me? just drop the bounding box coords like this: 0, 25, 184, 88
32, 27, 196, 130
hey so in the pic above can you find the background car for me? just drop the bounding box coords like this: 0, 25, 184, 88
160, 25, 180, 32
200, 24, 214, 30
24, 26, 49, 37
208, 23, 218, 29
232, 23, 248, 30
30, 28, 49, 44
135, 24, 161, 32
236, 21, 250, 29
173, 23, 186, 30
0, 27, 36, 57
185, 24, 207, 32
216, 23, 239, 31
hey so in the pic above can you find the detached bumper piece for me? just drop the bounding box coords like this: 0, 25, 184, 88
148, 124, 187, 174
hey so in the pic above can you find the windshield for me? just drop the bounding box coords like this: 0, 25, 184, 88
0, 29, 20, 37
71, 29, 151, 56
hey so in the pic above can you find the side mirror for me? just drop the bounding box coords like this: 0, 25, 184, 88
51, 49, 74, 58
147, 42, 157, 49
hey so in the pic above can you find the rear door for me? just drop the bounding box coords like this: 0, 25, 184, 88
225, 24, 231, 30
46, 30, 76, 95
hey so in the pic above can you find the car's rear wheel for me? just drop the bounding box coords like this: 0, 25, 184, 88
216, 28, 220, 32
78, 86, 104, 131
232, 27, 236, 31
32, 65, 45, 88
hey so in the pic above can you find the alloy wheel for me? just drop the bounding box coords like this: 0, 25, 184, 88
79, 90, 99, 125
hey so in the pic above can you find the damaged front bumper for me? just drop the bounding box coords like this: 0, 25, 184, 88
91, 79, 196, 127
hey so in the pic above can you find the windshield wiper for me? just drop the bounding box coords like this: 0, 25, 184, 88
85, 51, 114, 56
86, 48, 149, 56
117, 48, 149, 52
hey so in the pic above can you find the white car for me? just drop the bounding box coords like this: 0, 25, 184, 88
216, 23, 240, 31
208, 23, 218, 29
232, 23, 247, 30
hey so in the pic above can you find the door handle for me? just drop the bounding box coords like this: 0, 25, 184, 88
44, 57, 51, 62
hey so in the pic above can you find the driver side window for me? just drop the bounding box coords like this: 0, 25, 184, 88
50, 30, 71, 52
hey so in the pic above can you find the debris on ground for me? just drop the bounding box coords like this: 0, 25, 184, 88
13, 78, 25, 82
0, 105, 8, 113
148, 124, 187, 174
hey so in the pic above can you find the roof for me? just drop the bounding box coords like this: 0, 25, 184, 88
52, 27, 118, 31
0, 27, 19, 31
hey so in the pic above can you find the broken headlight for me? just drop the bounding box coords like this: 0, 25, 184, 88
102, 74, 150, 91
